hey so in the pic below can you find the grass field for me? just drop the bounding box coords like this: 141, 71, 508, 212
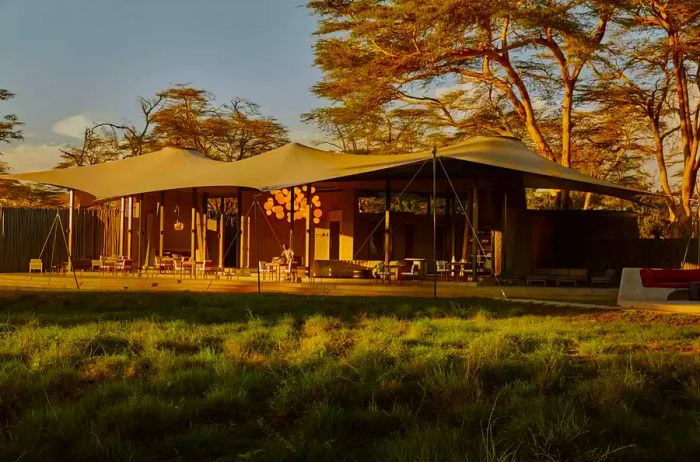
1, 291, 699, 461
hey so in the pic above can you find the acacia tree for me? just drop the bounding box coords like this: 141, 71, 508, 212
120, 95, 165, 157
571, 107, 650, 208
149, 86, 289, 160
306, 0, 615, 179
302, 104, 437, 154
57, 86, 289, 167
207, 97, 289, 161
588, 42, 681, 222
57, 124, 122, 168
625, 0, 700, 229
150, 86, 215, 155
0, 89, 24, 173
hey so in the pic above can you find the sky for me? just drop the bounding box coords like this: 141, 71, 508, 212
0, 0, 323, 172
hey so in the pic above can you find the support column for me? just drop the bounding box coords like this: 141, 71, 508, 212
246, 212, 251, 268
384, 179, 391, 264
502, 190, 508, 275
127, 196, 133, 259
190, 188, 196, 276
432, 146, 437, 298
158, 191, 164, 258
218, 197, 225, 268
138, 194, 144, 268
290, 185, 295, 250
305, 184, 312, 273
67, 189, 74, 271
449, 194, 456, 262
237, 189, 244, 267
119, 197, 125, 257
471, 185, 479, 282
201, 192, 208, 262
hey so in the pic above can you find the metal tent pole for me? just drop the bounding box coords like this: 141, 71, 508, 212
67, 189, 74, 271
432, 145, 437, 299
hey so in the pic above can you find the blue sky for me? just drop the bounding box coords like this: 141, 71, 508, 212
0, 0, 323, 172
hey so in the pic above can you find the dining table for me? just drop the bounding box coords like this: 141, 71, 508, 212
383, 264, 405, 283
265, 262, 281, 281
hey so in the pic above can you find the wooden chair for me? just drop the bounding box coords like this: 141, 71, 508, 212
591, 269, 616, 287
197, 260, 215, 278
28, 259, 43, 273
436, 260, 449, 280
100, 256, 118, 274
280, 256, 302, 282
258, 261, 272, 280
116, 258, 133, 276
400, 263, 420, 285
373, 262, 392, 284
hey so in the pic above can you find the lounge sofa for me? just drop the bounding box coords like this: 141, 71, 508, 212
525, 268, 588, 286
618, 268, 700, 306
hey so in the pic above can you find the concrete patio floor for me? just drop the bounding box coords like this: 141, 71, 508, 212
0, 272, 619, 306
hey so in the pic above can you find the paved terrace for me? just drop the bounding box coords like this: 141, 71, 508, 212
0, 272, 619, 307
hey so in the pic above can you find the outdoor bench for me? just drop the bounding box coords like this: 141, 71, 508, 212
526, 268, 588, 286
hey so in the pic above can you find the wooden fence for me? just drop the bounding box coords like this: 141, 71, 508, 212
0, 207, 120, 273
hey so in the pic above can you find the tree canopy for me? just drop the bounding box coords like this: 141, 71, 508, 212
306, 0, 700, 232
0, 89, 24, 174
58, 85, 289, 167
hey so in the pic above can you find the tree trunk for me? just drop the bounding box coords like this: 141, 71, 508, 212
651, 125, 678, 223
583, 192, 592, 210
557, 81, 577, 209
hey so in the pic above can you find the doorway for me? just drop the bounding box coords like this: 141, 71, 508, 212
329, 221, 340, 260
404, 223, 415, 257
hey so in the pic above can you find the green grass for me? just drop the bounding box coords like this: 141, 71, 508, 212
0, 291, 699, 461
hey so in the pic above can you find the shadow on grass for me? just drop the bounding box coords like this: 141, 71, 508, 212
0, 290, 616, 327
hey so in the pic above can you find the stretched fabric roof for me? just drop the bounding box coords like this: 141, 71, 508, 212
437, 137, 646, 199
0, 137, 651, 202
0, 147, 244, 204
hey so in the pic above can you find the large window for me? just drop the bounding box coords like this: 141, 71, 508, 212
358, 192, 447, 215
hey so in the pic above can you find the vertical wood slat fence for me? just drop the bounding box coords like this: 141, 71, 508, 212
0, 207, 120, 273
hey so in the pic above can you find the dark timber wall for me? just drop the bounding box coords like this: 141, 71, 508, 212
0, 207, 120, 272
